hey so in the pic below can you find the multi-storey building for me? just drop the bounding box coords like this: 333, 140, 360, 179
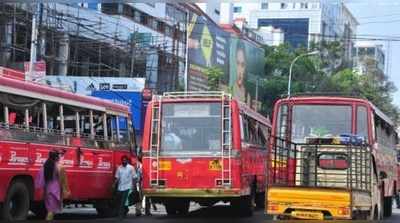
0, 2, 188, 93
223, 0, 358, 51
353, 41, 386, 76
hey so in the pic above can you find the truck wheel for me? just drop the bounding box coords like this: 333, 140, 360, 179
95, 200, 118, 217
165, 199, 190, 216
31, 201, 47, 219
1, 180, 30, 220
383, 196, 392, 217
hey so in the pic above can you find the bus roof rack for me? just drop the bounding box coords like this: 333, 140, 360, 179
281, 91, 365, 99
160, 91, 231, 99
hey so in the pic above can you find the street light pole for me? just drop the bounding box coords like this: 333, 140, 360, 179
287, 51, 319, 98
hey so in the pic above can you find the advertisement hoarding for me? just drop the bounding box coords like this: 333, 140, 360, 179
187, 12, 229, 90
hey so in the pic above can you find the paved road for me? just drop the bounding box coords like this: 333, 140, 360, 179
28, 203, 400, 222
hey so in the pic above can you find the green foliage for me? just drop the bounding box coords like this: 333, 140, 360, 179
260, 42, 400, 125
204, 67, 224, 91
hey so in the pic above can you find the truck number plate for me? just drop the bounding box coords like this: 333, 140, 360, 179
292, 211, 323, 220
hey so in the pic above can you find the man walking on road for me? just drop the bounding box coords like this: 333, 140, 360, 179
115, 155, 137, 219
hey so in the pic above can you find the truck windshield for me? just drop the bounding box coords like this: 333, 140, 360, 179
290, 105, 352, 143
160, 102, 222, 154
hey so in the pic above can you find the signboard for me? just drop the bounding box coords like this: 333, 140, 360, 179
187, 12, 229, 90
229, 37, 265, 109
45, 76, 145, 95
91, 91, 143, 133
24, 61, 46, 82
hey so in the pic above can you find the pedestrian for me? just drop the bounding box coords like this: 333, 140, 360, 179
115, 155, 137, 219
35, 150, 70, 221
134, 155, 143, 216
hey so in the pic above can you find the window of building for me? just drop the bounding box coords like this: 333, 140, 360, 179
133, 10, 141, 22
281, 3, 288, 9
301, 3, 309, 9
233, 6, 242, 13
261, 2, 268, 9
214, 9, 220, 15
140, 13, 148, 25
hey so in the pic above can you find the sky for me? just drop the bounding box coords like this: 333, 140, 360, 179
346, 0, 400, 106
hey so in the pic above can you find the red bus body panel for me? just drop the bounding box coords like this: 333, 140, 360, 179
271, 96, 398, 198
0, 141, 133, 202
142, 98, 270, 198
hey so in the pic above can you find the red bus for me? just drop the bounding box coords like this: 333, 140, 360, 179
0, 75, 137, 220
141, 92, 271, 216
270, 96, 398, 219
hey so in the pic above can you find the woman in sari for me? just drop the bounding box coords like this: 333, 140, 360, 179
35, 151, 70, 220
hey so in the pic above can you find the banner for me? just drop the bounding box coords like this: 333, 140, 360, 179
229, 37, 265, 109
187, 12, 229, 90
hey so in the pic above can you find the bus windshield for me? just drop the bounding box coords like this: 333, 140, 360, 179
290, 105, 352, 143
160, 102, 222, 154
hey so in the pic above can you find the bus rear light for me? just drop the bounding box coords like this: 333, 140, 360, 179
216, 179, 231, 187
150, 179, 166, 187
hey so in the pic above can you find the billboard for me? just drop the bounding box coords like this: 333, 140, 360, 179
229, 37, 265, 109
187, 12, 229, 90
45, 76, 145, 95
91, 91, 143, 133
45, 76, 146, 134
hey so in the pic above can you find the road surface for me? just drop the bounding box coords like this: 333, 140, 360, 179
28, 203, 400, 222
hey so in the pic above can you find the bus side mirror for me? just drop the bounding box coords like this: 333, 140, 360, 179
379, 171, 387, 180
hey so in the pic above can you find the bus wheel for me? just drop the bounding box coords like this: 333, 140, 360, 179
1, 180, 30, 220
31, 201, 47, 219
232, 188, 255, 217
383, 196, 393, 217
165, 199, 190, 216
95, 200, 118, 217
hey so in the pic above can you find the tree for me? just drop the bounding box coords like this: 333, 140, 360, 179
260, 41, 400, 124
204, 67, 224, 91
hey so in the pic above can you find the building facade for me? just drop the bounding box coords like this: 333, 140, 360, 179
353, 41, 386, 76
0, 2, 188, 93
225, 0, 358, 50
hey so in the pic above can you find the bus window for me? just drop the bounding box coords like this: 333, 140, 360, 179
160, 102, 221, 153
277, 104, 288, 139
357, 106, 368, 142
291, 105, 352, 143
375, 115, 396, 148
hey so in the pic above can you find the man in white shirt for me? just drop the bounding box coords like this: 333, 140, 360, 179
115, 155, 137, 219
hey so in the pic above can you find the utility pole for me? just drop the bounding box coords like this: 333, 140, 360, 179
28, 3, 40, 81
130, 31, 136, 77
184, 9, 189, 92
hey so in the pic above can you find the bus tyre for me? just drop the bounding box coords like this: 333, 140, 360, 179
165, 199, 190, 216
383, 196, 392, 217
1, 180, 30, 220
232, 189, 255, 217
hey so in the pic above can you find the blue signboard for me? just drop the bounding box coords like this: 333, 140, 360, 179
91, 91, 143, 134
